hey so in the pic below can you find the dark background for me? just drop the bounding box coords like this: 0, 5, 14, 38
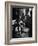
11, 8, 32, 38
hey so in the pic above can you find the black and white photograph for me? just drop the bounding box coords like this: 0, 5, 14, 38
12, 7, 32, 38
5, 2, 37, 44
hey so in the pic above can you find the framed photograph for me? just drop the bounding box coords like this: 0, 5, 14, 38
5, 2, 37, 44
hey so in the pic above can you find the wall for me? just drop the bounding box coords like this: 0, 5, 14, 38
0, 0, 38, 46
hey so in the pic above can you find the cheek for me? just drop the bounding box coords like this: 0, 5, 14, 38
23, 28, 29, 32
